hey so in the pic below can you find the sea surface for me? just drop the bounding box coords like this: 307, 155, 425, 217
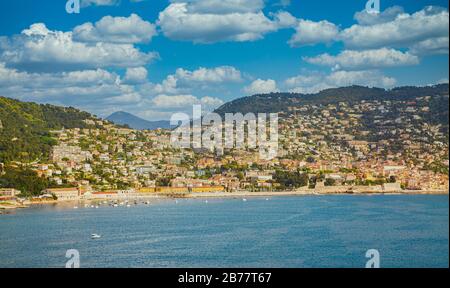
0, 195, 448, 268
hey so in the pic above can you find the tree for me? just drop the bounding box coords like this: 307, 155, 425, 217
156, 177, 172, 187
274, 170, 308, 190
324, 178, 336, 186
0, 166, 51, 196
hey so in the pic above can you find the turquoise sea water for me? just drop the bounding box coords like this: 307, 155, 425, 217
0, 195, 448, 268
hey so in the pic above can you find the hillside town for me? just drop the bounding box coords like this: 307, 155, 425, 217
1, 94, 448, 204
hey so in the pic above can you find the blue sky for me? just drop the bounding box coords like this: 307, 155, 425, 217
0, 0, 448, 120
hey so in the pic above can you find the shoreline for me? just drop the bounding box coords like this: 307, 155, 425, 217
0, 189, 449, 211
186, 189, 450, 198
2, 189, 448, 212
183, 189, 450, 199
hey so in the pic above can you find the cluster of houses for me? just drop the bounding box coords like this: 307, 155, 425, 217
1, 94, 449, 200
280, 95, 449, 191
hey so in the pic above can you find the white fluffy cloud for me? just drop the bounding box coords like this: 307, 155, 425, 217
150, 75, 181, 95
175, 66, 242, 83
0, 62, 118, 88
158, 2, 292, 43
73, 14, 157, 44
171, 0, 265, 14
244, 79, 279, 95
124, 67, 148, 84
290, 6, 448, 76
132, 66, 236, 115
271, 11, 298, 28
304, 48, 420, 70
0, 4, 446, 120
0, 23, 158, 72
287, 6, 448, 57
341, 6, 449, 50
288, 19, 339, 47
200, 96, 225, 107
0, 62, 227, 120
151, 66, 242, 94
409, 37, 449, 56
285, 70, 396, 93
354, 6, 405, 26
0, 62, 143, 108
152, 94, 223, 109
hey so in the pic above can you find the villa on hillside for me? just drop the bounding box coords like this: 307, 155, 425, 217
42, 188, 79, 201
0, 188, 21, 197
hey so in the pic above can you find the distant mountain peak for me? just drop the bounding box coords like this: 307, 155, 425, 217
106, 111, 171, 130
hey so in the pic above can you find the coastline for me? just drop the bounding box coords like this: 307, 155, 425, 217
2, 189, 448, 212
185, 189, 450, 199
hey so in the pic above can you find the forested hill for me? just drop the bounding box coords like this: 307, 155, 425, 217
215, 84, 449, 117
1, 84, 449, 164
0, 96, 96, 163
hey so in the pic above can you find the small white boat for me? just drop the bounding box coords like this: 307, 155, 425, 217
91, 234, 101, 239
243, 198, 247, 202
73, 206, 78, 209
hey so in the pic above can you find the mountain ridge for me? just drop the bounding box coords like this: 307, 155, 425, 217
106, 111, 172, 130
215, 84, 449, 116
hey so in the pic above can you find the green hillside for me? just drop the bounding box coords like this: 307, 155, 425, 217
0, 96, 95, 163
215, 84, 449, 123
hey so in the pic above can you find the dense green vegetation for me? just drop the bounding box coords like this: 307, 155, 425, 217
0, 166, 52, 196
273, 170, 309, 190
215, 85, 449, 144
215, 84, 449, 127
0, 96, 95, 163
